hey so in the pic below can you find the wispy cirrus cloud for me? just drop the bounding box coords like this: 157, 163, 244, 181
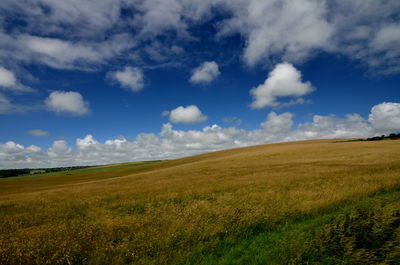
0, 0, 398, 73
27, 129, 49, 137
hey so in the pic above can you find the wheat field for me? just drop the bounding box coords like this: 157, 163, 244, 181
1, 139, 400, 264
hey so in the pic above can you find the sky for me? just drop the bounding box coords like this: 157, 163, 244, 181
0, 0, 399, 169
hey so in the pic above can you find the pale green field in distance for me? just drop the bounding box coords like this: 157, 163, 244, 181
3, 160, 162, 180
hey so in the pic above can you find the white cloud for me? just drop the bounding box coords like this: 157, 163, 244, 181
346, 113, 364, 122
49, 140, 72, 154
20, 35, 100, 67
215, 0, 400, 72
168, 105, 208, 124
0, 1, 399, 73
0, 32, 136, 70
190, 61, 220, 84
250, 62, 314, 109
131, 0, 188, 39
328, 1, 400, 74
27, 129, 49, 136
16, 34, 135, 70
108, 67, 145, 92
370, 24, 400, 53
261, 112, 293, 134
76, 134, 100, 149
0, 0, 122, 37
218, 0, 332, 66
0, 67, 16, 87
45, 91, 90, 116
0, 67, 32, 92
2, 101, 400, 169
45, 140, 75, 166
368, 102, 400, 134
292, 114, 373, 140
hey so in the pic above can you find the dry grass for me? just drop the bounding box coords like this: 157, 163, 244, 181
1, 139, 400, 264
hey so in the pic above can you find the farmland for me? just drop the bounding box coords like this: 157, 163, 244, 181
1, 139, 400, 264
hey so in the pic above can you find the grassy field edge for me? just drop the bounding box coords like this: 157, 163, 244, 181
182, 187, 400, 264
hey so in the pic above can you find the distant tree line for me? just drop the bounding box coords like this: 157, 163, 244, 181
365, 133, 400, 141
0, 166, 94, 178
340, 133, 400, 143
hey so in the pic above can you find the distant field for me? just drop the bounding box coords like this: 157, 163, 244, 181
1, 139, 400, 264
2, 161, 160, 180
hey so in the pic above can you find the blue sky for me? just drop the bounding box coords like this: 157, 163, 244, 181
0, 0, 399, 168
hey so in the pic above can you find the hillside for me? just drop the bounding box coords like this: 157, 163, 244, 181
1, 139, 400, 264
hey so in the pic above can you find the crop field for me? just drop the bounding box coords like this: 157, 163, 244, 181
1, 139, 400, 264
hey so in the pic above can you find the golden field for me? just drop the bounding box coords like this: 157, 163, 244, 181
1, 139, 400, 264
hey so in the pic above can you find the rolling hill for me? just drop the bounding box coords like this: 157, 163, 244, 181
1, 139, 400, 264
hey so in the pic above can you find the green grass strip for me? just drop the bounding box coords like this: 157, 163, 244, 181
182, 188, 400, 265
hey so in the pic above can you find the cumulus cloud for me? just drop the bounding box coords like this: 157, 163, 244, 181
261, 112, 293, 134
45, 91, 90, 116
368, 102, 400, 134
49, 140, 72, 154
2, 102, 400, 169
250, 62, 314, 109
292, 114, 372, 140
168, 105, 208, 124
108, 67, 145, 92
27, 129, 49, 136
190, 61, 220, 84
76, 134, 100, 149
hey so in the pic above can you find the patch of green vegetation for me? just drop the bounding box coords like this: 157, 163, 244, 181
2, 160, 162, 180
182, 189, 400, 265
298, 208, 400, 264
